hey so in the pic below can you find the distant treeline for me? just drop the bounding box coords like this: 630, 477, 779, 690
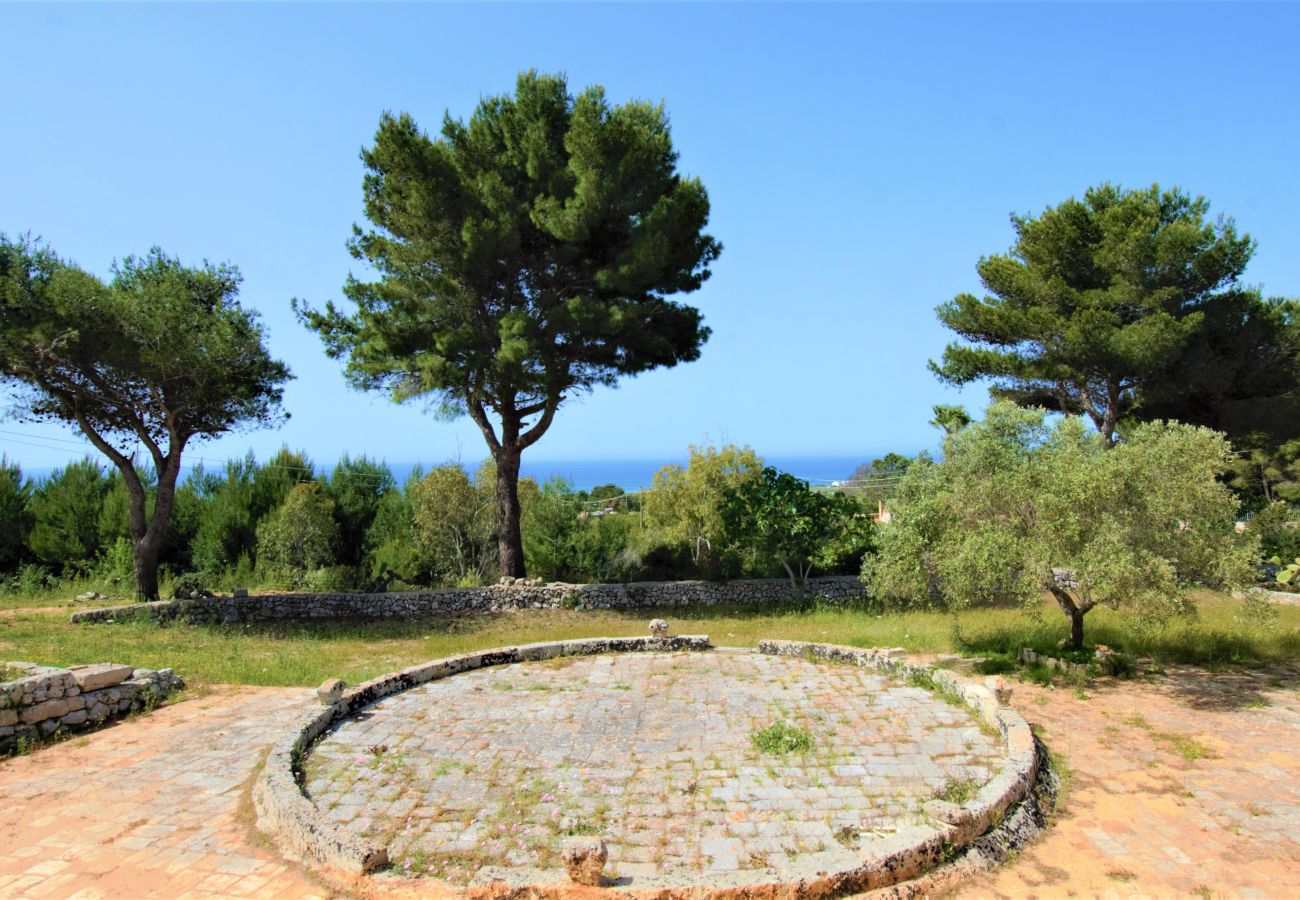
0, 444, 875, 598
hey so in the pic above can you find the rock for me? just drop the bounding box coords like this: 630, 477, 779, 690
0, 709, 15, 727
562, 837, 607, 886
317, 679, 346, 705
233, 588, 249, 598
20, 698, 69, 725
923, 799, 967, 823
69, 663, 134, 692
648, 619, 669, 638
984, 675, 1013, 705
60, 709, 88, 727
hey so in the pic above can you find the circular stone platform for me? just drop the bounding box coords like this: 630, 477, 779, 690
301, 650, 1004, 888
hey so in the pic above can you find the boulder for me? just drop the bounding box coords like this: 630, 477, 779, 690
648, 619, 669, 638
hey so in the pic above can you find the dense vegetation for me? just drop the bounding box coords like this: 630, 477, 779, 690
0, 444, 874, 599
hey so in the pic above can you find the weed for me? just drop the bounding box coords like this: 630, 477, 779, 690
833, 824, 860, 848
1152, 732, 1216, 761
1106, 868, 1137, 882
751, 721, 814, 756
937, 777, 979, 806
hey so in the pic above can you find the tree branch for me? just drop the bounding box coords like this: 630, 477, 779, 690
518, 393, 561, 451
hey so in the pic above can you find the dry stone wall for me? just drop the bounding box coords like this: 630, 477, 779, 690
0, 661, 184, 754
70, 575, 866, 626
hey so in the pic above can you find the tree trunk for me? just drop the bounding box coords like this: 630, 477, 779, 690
125, 452, 183, 602
780, 558, 804, 599
1047, 581, 1088, 650
132, 537, 162, 602
1069, 606, 1085, 650
494, 446, 526, 578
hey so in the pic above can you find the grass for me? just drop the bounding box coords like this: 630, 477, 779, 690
1122, 711, 1217, 761
750, 721, 814, 755
936, 777, 979, 805
0, 590, 1295, 689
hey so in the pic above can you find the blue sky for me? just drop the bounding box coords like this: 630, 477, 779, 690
3, 2, 1298, 477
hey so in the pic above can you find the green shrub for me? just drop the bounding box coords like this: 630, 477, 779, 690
256, 483, 339, 586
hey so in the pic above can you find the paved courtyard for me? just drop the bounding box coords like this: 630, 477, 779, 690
303, 650, 1002, 887
0, 657, 1297, 897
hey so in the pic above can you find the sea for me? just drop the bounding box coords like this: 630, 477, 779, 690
391, 456, 867, 492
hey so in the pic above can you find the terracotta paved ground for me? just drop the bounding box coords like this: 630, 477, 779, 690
0, 662, 1298, 898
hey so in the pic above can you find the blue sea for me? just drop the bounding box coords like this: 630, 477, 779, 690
389, 456, 867, 492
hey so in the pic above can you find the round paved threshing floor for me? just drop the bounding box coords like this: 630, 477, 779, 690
302, 650, 1003, 887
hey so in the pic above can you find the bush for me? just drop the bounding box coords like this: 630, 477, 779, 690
0, 458, 32, 572
1248, 502, 1300, 566
256, 483, 339, 586
27, 459, 110, 575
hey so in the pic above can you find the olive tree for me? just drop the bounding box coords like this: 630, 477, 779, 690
296, 71, 720, 577
0, 238, 291, 599
866, 402, 1256, 648
256, 483, 339, 582
408, 462, 499, 585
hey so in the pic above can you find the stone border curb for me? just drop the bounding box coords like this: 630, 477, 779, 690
70, 576, 866, 625
254, 635, 711, 875
256, 637, 1044, 897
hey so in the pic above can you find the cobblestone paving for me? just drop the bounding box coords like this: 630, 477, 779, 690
303, 651, 1002, 887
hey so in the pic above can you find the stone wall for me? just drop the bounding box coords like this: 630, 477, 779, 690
70, 575, 867, 626
0, 661, 184, 755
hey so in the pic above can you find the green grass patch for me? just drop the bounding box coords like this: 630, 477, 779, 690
1155, 732, 1216, 761
0, 590, 1295, 689
751, 721, 814, 755
936, 777, 979, 805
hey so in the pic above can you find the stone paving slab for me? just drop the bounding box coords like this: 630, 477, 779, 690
303, 651, 1002, 888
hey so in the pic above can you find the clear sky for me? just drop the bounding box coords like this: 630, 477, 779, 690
3, 2, 1298, 476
